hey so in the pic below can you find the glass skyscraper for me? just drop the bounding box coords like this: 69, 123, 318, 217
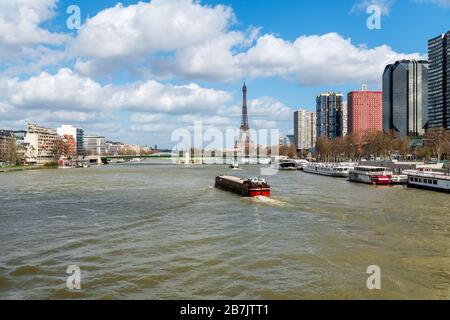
428, 31, 450, 129
316, 93, 344, 139
382, 60, 429, 136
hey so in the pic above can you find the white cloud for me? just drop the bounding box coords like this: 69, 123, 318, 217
2, 68, 231, 114
130, 113, 165, 124
69, 0, 422, 86
0, 0, 68, 61
6, 68, 109, 110
75, 0, 235, 59
350, 0, 394, 16
238, 33, 424, 86
110, 81, 231, 113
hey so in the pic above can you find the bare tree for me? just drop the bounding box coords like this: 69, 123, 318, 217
424, 128, 450, 161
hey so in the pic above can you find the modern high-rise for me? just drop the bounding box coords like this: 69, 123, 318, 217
316, 93, 344, 139
294, 110, 316, 150
348, 85, 382, 140
342, 101, 348, 137
428, 31, 450, 129
382, 59, 429, 136
57, 125, 84, 155
84, 135, 106, 155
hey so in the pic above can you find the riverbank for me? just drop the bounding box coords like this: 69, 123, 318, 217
0, 165, 57, 173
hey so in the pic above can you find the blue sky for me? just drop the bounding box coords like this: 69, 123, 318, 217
0, 0, 449, 147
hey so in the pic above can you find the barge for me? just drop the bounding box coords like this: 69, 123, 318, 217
215, 176, 271, 197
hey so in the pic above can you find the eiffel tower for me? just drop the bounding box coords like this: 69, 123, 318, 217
237, 82, 253, 156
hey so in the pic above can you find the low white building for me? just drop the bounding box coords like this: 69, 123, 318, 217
84, 135, 106, 155
24, 123, 61, 164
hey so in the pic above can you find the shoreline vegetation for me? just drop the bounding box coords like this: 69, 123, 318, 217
0, 163, 58, 173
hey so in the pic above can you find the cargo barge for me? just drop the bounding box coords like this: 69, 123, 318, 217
215, 176, 271, 197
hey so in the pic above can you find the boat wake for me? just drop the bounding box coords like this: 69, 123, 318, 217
247, 196, 292, 208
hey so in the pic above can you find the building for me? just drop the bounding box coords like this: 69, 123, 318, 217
342, 101, 348, 137
13, 130, 26, 145
382, 59, 429, 136
57, 125, 84, 155
316, 93, 344, 139
24, 123, 61, 164
0, 129, 15, 164
286, 135, 295, 146
294, 110, 316, 150
106, 141, 125, 155
348, 85, 383, 140
428, 31, 450, 129
61, 135, 77, 157
84, 135, 106, 155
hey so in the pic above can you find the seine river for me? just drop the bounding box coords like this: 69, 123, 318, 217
0, 162, 449, 299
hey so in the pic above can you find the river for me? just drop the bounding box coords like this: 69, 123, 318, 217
0, 162, 449, 299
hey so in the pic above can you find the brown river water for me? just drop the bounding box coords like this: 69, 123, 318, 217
0, 162, 449, 299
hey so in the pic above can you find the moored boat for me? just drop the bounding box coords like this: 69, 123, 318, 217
303, 163, 354, 178
279, 159, 297, 171
348, 166, 392, 185
229, 161, 239, 169
404, 169, 450, 193
391, 174, 408, 185
215, 176, 271, 197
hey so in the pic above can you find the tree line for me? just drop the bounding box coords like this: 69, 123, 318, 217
314, 128, 450, 162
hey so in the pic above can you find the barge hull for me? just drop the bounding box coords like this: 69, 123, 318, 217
215, 176, 271, 197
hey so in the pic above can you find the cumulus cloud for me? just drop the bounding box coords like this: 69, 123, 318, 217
69, 0, 422, 86
75, 0, 236, 58
239, 33, 424, 86
0, 0, 68, 61
2, 68, 231, 114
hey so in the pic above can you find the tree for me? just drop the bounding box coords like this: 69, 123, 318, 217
315, 136, 331, 162
2, 137, 18, 165
424, 128, 450, 161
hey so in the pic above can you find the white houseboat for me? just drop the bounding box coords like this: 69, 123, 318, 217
348, 166, 392, 185
405, 169, 450, 193
303, 163, 354, 178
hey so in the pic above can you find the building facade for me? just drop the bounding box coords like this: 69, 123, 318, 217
0, 129, 15, 164
342, 101, 348, 137
348, 85, 383, 140
62, 135, 77, 157
57, 125, 84, 155
294, 109, 316, 150
24, 123, 61, 164
382, 59, 429, 136
316, 93, 344, 139
84, 135, 106, 155
428, 31, 450, 129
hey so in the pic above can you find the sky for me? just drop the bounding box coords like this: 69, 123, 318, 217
0, 0, 449, 148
